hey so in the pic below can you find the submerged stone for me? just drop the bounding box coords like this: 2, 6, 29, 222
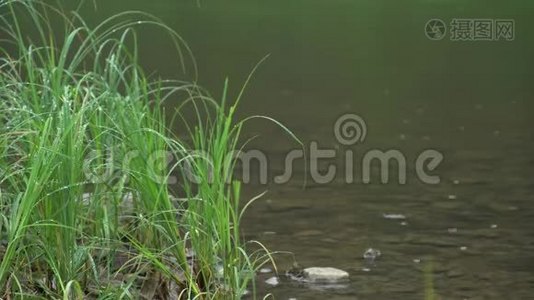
382, 213, 406, 220
363, 248, 381, 261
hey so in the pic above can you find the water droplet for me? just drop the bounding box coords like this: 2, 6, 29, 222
448, 227, 458, 233
448, 194, 457, 200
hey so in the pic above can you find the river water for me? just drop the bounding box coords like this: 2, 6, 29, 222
84, 1, 534, 298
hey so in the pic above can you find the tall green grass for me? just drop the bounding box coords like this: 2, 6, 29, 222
180, 72, 277, 299
0, 1, 276, 298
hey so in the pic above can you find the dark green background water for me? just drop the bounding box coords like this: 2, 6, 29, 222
80, 1, 533, 298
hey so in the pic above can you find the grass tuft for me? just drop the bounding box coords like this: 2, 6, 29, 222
0, 1, 283, 298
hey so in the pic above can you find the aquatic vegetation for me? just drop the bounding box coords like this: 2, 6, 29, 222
0, 1, 275, 298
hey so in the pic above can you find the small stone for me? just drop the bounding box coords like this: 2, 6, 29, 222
447, 194, 457, 200
259, 267, 272, 274
362, 267, 371, 272
82, 193, 92, 204
460, 246, 467, 251
453, 179, 460, 185
363, 248, 381, 261
413, 258, 421, 264
265, 276, 279, 286
490, 224, 498, 229
400, 221, 408, 226
303, 267, 349, 283
448, 227, 458, 233
215, 263, 224, 278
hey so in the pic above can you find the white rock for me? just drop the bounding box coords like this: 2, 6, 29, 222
303, 267, 349, 283
259, 267, 273, 274
82, 193, 92, 203
265, 276, 280, 286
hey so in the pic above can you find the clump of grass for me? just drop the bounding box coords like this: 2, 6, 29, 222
180, 72, 278, 299
0, 0, 277, 298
